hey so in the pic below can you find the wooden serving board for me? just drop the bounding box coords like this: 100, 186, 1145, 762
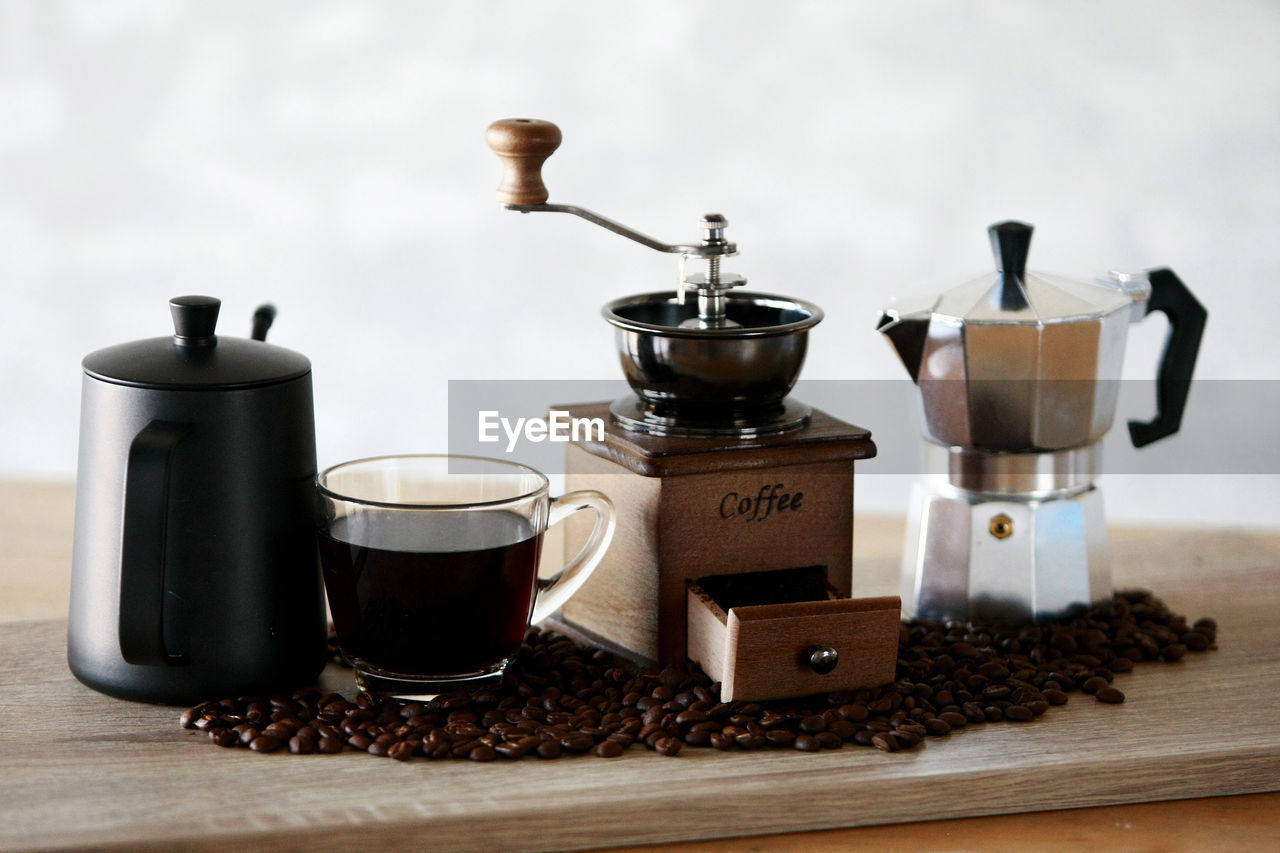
0, 525, 1278, 852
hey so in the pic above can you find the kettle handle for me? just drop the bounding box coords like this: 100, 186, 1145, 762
1127, 268, 1207, 448
118, 420, 189, 666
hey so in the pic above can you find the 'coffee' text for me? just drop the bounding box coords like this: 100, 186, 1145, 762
720, 484, 803, 523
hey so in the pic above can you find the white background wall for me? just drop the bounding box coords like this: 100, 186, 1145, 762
1, 1, 1276, 526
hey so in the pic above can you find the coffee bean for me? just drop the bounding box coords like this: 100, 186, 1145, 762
925, 718, 952, 736
654, 737, 682, 757
210, 729, 238, 748
262, 722, 295, 739
815, 731, 842, 749
1109, 656, 1134, 673
1004, 705, 1033, 722
793, 734, 821, 752
850, 729, 874, 747
709, 732, 734, 750
870, 732, 898, 752
764, 730, 795, 748
837, 703, 869, 722
288, 735, 315, 754
757, 712, 786, 730
439, 693, 470, 711
315, 737, 343, 754
939, 711, 967, 728
596, 740, 624, 758
798, 715, 826, 734
979, 662, 1009, 680
535, 740, 562, 759
560, 732, 594, 754
1043, 689, 1069, 706
1081, 676, 1108, 694
829, 720, 857, 740
1096, 687, 1126, 704
674, 709, 706, 726
891, 730, 921, 749
683, 730, 710, 747
249, 735, 282, 753
494, 742, 526, 760
895, 721, 927, 738
1181, 632, 1210, 651
192, 715, 224, 732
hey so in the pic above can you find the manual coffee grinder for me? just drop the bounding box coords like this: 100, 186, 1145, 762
487, 119, 898, 701
878, 221, 1207, 624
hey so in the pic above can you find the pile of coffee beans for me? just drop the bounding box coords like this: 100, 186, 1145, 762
181, 589, 1215, 760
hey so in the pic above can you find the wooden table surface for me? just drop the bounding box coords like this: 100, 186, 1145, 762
1, 479, 1278, 851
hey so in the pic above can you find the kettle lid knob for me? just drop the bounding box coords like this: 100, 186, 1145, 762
170, 295, 220, 347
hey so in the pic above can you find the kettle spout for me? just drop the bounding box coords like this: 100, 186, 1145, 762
876, 304, 932, 383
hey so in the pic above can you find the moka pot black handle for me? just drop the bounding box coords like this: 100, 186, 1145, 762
118, 420, 189, 666
1127, 268, 1208, 448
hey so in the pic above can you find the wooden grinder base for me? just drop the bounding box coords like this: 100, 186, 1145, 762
560, 402, 895, 699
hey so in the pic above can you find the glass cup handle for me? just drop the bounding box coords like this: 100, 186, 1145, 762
531, 490, 615, 625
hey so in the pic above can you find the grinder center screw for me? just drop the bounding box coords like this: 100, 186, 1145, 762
680, 213, 747, 329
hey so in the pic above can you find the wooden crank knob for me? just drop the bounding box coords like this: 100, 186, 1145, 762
486, 118, 562, 205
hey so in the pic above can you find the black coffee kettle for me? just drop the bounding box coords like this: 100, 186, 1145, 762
68, 296, 326, 704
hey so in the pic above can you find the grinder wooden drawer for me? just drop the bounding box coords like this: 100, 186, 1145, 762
686, 568, 900, 701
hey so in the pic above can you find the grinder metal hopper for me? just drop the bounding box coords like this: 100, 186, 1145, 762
486, 118, 821, 439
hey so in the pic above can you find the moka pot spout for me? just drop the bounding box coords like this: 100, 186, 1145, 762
876, 302, 933, 384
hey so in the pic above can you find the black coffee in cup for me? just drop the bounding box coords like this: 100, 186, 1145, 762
315, 455, 614, 697
320, 510, 541, 677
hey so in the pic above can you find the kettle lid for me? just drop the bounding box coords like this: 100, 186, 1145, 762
933, 221, 1136, 325
82, 295, 311, 389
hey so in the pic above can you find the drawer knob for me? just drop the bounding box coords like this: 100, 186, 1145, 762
808, 645, 839, 675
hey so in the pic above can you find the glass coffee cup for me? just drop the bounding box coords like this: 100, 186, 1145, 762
316, 455, 614, 697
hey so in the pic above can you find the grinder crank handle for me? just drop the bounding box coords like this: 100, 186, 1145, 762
486, 118, 562, 206
1127, 268, 1208, 448
485, 118, 732, 257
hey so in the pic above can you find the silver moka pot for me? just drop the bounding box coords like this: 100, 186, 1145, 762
877, 222, 1207, 623
68, 296, 326, 704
